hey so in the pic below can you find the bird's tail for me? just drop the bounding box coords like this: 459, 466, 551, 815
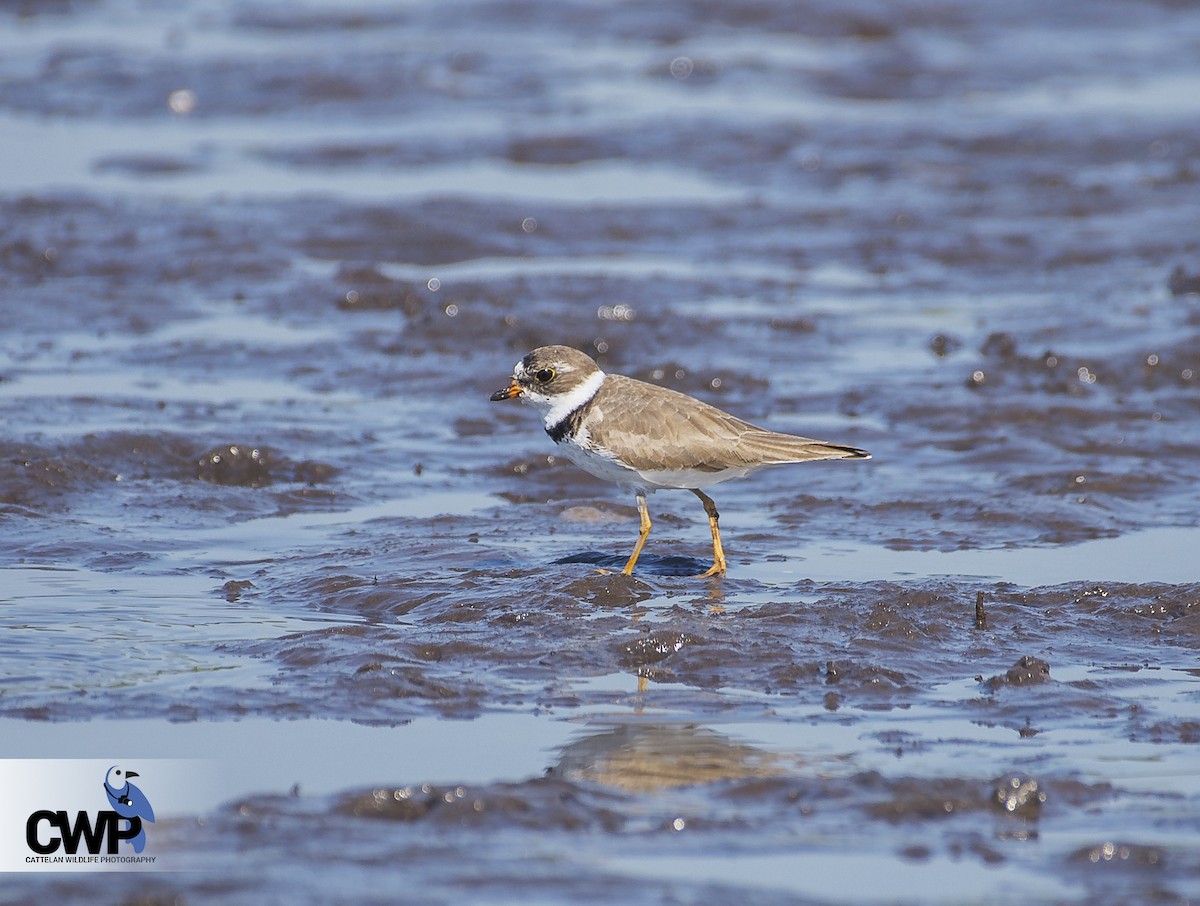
738, 431, 871, 464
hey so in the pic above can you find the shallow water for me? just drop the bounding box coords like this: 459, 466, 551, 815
3, 0, 1200, 902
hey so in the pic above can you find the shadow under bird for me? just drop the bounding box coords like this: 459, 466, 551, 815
491, 345, 870, 577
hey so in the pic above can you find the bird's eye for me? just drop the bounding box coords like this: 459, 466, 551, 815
534, 368, 556, 384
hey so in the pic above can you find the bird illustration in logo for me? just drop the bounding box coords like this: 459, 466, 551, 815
103, 765, 155, 853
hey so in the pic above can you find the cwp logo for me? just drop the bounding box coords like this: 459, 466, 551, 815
24, 765, 157, 864
102, 765, 156, 852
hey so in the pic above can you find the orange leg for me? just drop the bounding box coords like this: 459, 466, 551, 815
692, 489, 727, 578
621, 491, 652, 575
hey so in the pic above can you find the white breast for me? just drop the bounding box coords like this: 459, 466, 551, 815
633, 464, 760, 489
557, 435, 646, 488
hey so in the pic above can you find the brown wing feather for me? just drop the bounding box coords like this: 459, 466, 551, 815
732, 430, 869, 464
585, 375, 869, 472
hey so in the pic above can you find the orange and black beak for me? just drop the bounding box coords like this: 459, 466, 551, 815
490, 381, 522, 401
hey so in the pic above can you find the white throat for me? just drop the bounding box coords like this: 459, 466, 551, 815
538, 370, 605, 431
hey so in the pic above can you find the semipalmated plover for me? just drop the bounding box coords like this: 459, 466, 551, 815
491, 345, 869, 577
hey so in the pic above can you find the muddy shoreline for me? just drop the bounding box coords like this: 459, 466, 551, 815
3, 0, 1200, 902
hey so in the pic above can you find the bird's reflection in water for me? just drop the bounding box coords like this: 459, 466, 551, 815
548, 723, 783, 793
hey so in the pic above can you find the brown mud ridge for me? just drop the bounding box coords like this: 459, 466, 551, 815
14, 570, 1196, 727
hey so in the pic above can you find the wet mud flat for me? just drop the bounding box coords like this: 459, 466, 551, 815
3, 0, 1200, 903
